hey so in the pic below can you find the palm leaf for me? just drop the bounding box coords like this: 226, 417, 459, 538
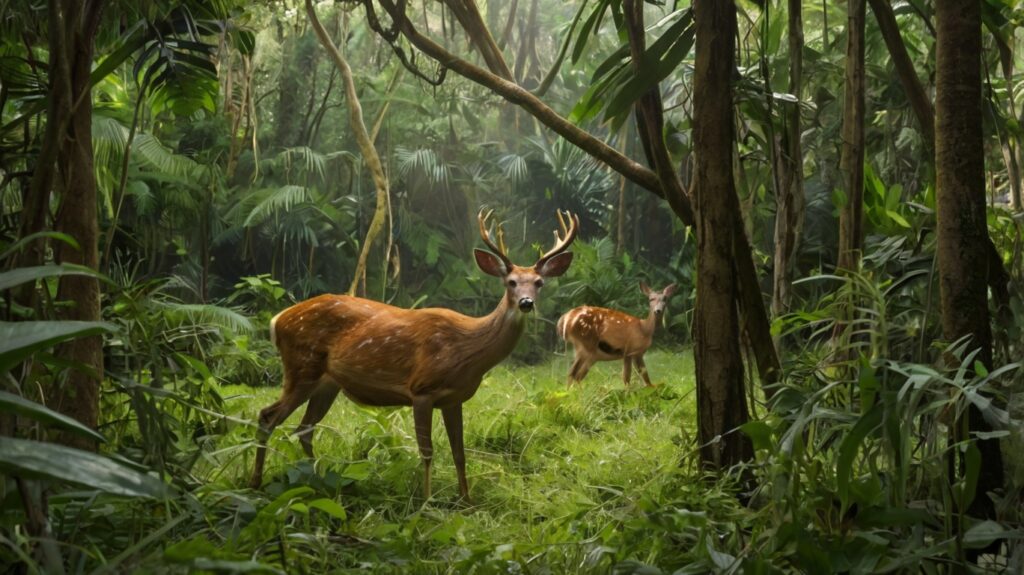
243, 185, 313, 227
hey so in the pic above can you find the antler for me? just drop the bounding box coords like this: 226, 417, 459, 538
536, 210, 580, 268
478, 209, 513, 270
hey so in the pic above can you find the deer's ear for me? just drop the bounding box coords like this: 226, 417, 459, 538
640, 282, 651, 295
537, 251, 573, 277
475, 249, 508, 277
663, 283, 677, 297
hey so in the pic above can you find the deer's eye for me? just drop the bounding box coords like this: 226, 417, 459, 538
535, 279, 544, 288
508, 279, 517, 287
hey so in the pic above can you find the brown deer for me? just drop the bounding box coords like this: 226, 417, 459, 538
249, 210, 579, 500
557, 283, 677, 387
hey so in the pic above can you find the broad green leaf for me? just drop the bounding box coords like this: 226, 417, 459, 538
0, 436, 168, 498
308, 497, 347, 520
963, 520, 1023, 548
0, 231, 80, 261
0, 264, 111, 292
604, 10, 695, 121
0, 321, 118, 374
740, 420, 773, 453
0, 391, 106, 443
571, 0, 610, 64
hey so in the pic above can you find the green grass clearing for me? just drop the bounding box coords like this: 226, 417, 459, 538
190, 348, 743, 572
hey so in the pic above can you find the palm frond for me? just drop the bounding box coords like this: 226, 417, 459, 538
133, 133, 200, 178
91, 115, 130, 169
153, 301, 255, 334
243, 185, 314, 227
498, 153, 530, 185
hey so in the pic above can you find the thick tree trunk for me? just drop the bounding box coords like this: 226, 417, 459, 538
837, 0, 866, 272
771, 0, 805, 322
935, 0, 1004, 534
52, 0, 105, 451
306, 1, 391, 297
692, 0, 752, 470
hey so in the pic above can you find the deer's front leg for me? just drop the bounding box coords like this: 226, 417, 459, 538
412, 398, 434, 499
622, 356, 633, 386
442, 404, 470, 501
635, 355, 654, 387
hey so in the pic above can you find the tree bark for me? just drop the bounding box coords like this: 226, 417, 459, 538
306, 0, 391, 297
837, 0, 866, 272
771, 0, 805, 323
52, 0, 105, 450
935, 0, 1004, 532
692, 0, 752, 470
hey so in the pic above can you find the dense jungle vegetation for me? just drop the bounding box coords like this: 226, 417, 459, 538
2, 0, 1023, 572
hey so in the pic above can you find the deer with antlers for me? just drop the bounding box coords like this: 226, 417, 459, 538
249, 210, 579, 500
557, 283, 677, 387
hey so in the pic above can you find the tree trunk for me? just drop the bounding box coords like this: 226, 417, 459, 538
692, 0, 752, 470
837, 0, 866, 272
934, 0, 1004, 535
771, 0, 805, 323
52, 0, 105, 451
306, 1, 390, 297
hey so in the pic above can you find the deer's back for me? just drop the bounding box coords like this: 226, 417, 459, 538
271, 294, 485, 405
558, 305, 647, 358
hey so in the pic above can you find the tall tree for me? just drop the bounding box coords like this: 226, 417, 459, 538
837, 0, 866, 272
692, 0, 752, 469
934, 0, 1005, 533
771, 0, 805, 321
46, 0, 106, 449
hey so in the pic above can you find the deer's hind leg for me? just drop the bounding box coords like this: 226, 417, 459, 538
294, 382, 341, 458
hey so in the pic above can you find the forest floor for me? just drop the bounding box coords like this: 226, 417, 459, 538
200, 349, 742, 572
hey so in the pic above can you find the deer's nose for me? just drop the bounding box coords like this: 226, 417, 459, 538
518, 297, 535, 312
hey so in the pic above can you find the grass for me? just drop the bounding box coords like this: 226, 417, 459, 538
188, 348, 742, 573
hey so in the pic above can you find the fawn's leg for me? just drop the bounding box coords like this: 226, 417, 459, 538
622, 356, 633, 386
635, 355, 654, 387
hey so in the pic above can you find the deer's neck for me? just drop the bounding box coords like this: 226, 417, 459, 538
641, 308, 659, 338
462, 295, 526, 374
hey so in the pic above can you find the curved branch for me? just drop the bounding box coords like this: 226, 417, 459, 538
372, 0, 690, 224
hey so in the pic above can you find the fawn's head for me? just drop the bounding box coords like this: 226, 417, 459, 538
474, 209, 579, 314
640, 282, 678, 317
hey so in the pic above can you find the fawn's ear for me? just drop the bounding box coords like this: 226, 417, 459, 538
640, 282, 651, 296
537, 251, 574, 277
663, 283, 677, 297
475, 249, 508, 277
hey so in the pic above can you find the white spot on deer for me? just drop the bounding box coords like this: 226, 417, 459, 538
357, 338, 375, 350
